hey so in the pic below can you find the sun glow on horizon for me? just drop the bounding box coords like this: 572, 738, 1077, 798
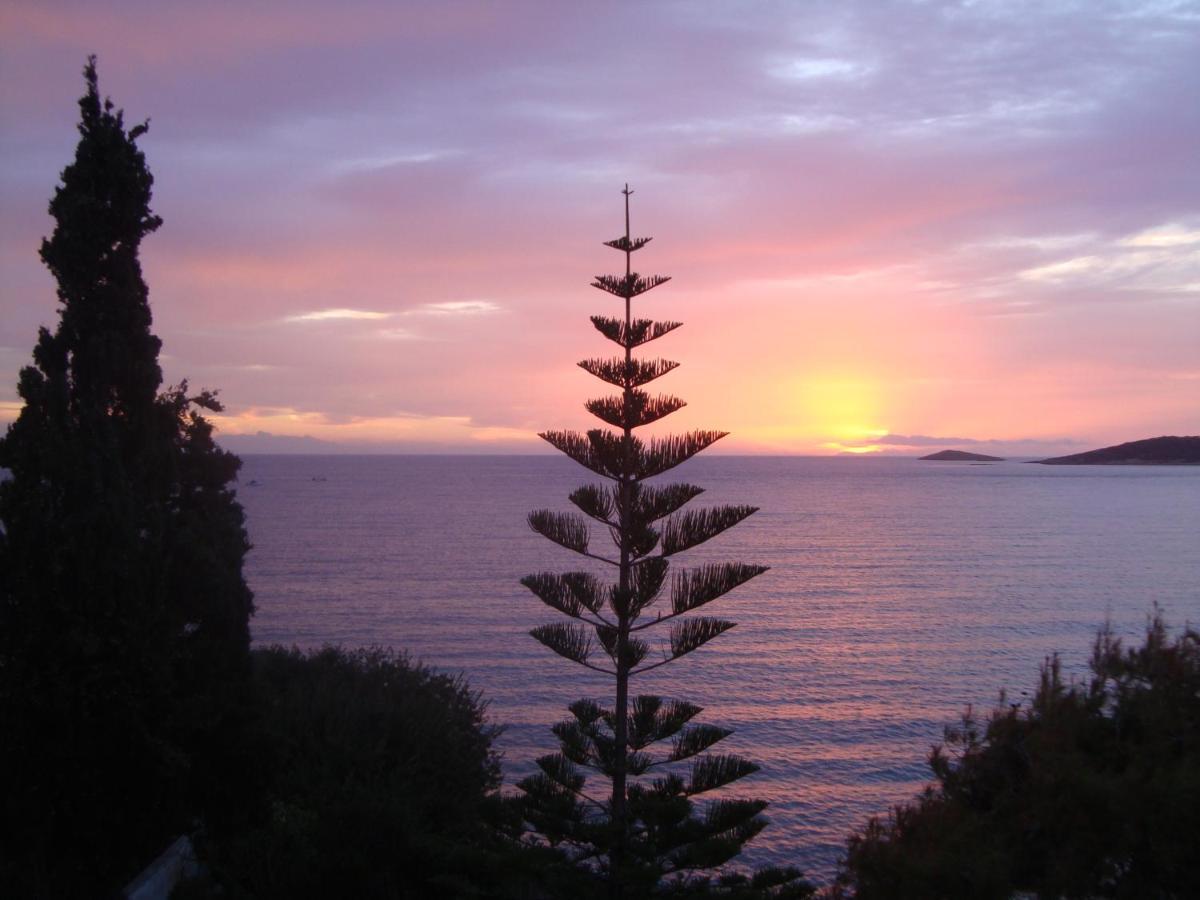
786, 375, 888, 450
824, 442, 887, 455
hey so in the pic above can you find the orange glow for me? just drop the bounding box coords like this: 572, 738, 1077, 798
825, 443, 886, 455
209, 407, 540, 448
795, 376, 886, 444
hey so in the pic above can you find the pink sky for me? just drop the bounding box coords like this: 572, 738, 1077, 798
2, 1, 1197, 454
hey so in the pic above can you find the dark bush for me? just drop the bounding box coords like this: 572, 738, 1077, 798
195, 646, 505, 899
836, 610, 1200, 899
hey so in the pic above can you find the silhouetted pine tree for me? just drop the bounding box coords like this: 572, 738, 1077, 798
0, 58, 254, 897
520, 189, 808, 898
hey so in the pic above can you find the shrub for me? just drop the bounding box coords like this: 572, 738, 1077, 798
836, 610, 1200, 899
196, 646, 505, 899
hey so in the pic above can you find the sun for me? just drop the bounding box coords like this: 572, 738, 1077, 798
797, 375, 887, 452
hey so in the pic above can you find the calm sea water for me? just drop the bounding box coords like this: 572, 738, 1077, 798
237, 454, 1200, 884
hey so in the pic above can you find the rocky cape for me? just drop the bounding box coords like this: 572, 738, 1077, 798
1037, 435, 1200, 465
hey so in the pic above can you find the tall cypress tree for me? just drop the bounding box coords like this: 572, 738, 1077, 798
0, 58, 253, 897
520, 189, 806, 897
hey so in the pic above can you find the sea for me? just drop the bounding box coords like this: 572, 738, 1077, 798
237, 454, 1200, 885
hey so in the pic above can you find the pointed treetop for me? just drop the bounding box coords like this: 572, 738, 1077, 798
40, 55, 164, 414
624, 183, 633, 244
604, 236, 653, 253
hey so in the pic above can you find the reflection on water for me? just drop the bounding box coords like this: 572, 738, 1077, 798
239, 454, 1200, 883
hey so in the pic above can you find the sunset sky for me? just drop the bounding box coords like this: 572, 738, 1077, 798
2, 1, 1197, 454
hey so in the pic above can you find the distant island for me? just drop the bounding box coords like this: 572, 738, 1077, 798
920, 449, 1005, 462
1038, 435, 1200, 465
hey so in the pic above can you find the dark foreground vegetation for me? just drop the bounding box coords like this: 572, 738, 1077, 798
835, 611, 1200, 899
184, 647, 812, 900
182, 646, 543, 900
0, 58, 255, 898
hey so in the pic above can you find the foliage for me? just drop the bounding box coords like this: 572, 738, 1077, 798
0, 58, 253, 897
187, 646, 535, 899
835, 610, 1200, 899
182, 644, 816, 900
519, 188, 813, 898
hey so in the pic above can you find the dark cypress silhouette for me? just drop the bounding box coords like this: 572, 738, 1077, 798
520, 188, 807, 897
0, 58, 253, 896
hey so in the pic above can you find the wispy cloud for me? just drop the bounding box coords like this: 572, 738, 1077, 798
836, 433, 1089, 456
968, 233, 1097, 252
1016, 234, 1200, 294
283, 301, 499, 325
285, 308, 393, 322
875, 433, 986, 447
376, 327, 422, 340
404, 300, 501, 316
333, 150, 457, 174
1119, 223, 1200, 248
1018, 256, 1103, 283
768, 57, 873, 81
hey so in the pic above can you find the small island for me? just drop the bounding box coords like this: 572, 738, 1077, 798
920, 449, 1005, 462
1038, 435, 1200, 465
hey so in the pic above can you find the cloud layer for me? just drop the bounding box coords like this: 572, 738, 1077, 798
2, 0, 1197, 452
